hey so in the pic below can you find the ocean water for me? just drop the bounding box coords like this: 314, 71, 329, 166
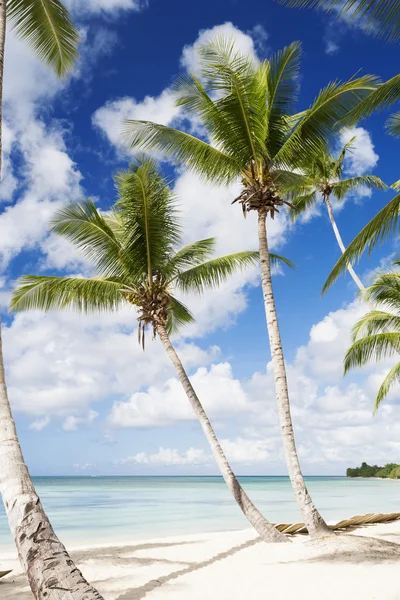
1, 476, 399, 552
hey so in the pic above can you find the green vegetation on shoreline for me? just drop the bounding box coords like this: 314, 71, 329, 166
347, 462, 400, 478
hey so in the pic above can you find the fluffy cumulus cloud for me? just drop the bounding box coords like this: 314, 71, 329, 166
111, 296, 400, 473
340, 126, 379, 176
65, 0, 147, 15
117, 447, 211, 466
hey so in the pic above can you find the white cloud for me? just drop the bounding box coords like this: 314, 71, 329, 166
340, 126, 379, 176
65, 0, 147, 15
93, 89, 180, 149
117, 447, 211, 466
29, 416, 51, 432
63, 410, 99, 432
181, 22, 259, 75
73, 462, 96, 471
108, 362, 250, 428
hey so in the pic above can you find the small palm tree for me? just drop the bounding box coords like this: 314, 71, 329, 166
345, 262, 400, 411
277, 0, 400, 43
11, 159, 295, 543
0, 3, 104, 600
120, 37, 380, 537
290, 138, 386, 290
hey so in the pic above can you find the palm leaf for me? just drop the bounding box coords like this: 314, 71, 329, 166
8, 0, 79, 77
174, 251, 260, 294
51, 200, 129, 279
375, 362, 400, 413
166, 296, 195, 334
10, 275, 125, 313
352, 310, 400, 339
386, 112, 400, 138
322, 193, 400, 293
332, 175, 387, 200
275, 75, 380, 167
344, 332, 400, 374
332, 135, 356, 179
121, 121, 240, 184
342, 74, 400, 125
165, 238, 216, 279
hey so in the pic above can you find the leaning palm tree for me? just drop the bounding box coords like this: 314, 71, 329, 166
10, 159, 295, 543
289, 138, 386, 290
345, 262, 400, 412
0, 3, 103, 599
277, 0, 400, 43
121, 37, 381, 537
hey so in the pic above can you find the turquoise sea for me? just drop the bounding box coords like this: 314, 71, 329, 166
1, 476, 399, 552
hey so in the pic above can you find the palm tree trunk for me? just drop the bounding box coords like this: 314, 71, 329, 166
257, 209, 332, 538
157, 323, 287, 543
0, 328, 105, 600
324, 195, 364, 290
0, 10, 103, 595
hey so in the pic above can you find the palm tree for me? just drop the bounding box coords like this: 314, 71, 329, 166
10, 159, 296, 543
120, 37, 381, 537
276, 0, 400, 43
344, 262, 400, 411
289, 138, 386, 290
0, 3, 103, 599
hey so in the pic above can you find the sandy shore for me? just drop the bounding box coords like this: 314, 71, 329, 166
2, 521, 400, 599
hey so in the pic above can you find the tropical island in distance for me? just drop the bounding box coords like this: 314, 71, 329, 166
347, 462, 400, 478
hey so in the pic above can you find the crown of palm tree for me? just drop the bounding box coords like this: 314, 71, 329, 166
345, 262, 400, 412
7, 0, 79, 77
122, 38, 380, 218
10, 159, 292, 345
276, 0, 400, 43
288, 137, 386, 215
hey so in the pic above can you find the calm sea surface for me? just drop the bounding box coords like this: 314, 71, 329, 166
1, 476, 399, 551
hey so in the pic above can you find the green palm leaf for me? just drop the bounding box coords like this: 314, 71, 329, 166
51, 200, 129, 279
121, 121, 240, 184
352, 310, 400, 339
166, 296, 195, 334
386, 112, 400, 138
10, 275, 125, 313
375, 363, 400, 413
8, 0, 79, 77
322, 193, 400, 293
333, 175, 387, 200
344, 332, 400, 373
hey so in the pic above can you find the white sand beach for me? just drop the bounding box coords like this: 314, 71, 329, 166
2, 521, 400, 599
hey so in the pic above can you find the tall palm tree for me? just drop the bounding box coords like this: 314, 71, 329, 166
10, 159, 295, 543
344, 262, 400, 411
0, 3, 103, 599
289, 138, 386, 290
277, 0, 400, 43
120, 37, 380, 537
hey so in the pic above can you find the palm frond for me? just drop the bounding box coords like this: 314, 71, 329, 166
289, 191, 318, 218
352, 310, 400, 339
51, 200, 129, 278
121, 121, 240, 184
386, 112, 400, 138
333, 175, 387, 200
266, 41, 302, 157
115, 160, 181, 283
275, 75, 380, 167
277, 0, 400, 43
269, 253, 296, 270
323, 192, 400, 293
165, 238, 216, 280
10, 275, 125, 313
342, 74, 400, 125
333, 135, 356, 179
375, 362, 400, 413
363, 270, 400, 310
166, 296, 195, 334
344, 332, 400, 373
8, 0, 79, 77
174, 251, 259, 294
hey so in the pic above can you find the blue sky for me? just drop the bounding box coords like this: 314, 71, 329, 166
1, 0, 400, 476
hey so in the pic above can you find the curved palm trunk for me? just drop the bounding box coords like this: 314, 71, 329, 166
0, 328, 105, 600
157, 324, 287, 543
0, 8, 103, 598
324, 195, 364, 291
257, 210, 332, 538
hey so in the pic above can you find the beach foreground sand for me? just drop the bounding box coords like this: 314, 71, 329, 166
2, 521, 400, 599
